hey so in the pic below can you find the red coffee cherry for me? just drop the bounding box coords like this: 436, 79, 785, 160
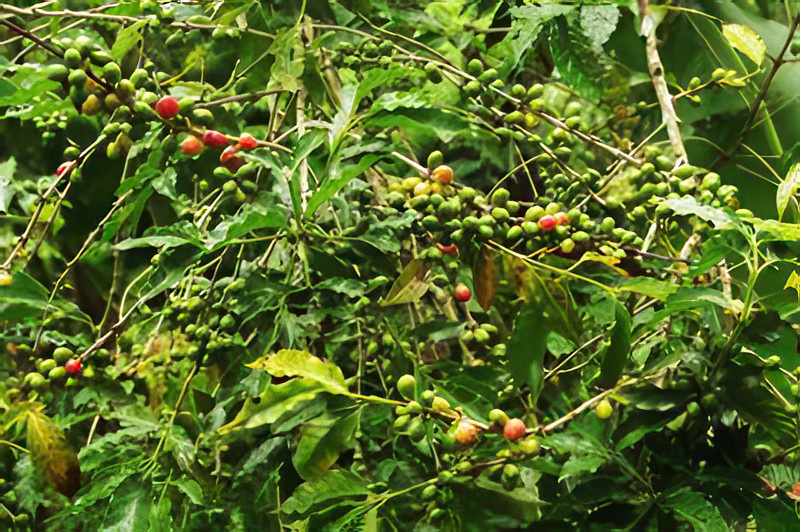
554, 212, 569, 226
503, 418, 526, 441
56, 161, 74, 178
202, 130, 229, 148
220, 145, 240, 163
181, 135, 204, 156
154, 96, 179, 119
238, 133, 258, 150
64, 358, 82, 375
539, 214, 557, 231
454, 283, 471, 302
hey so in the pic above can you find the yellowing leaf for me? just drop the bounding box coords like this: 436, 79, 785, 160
380, 259, 428, 306
784, 270, 800, 300
247, 349, 348, 395
26, 407, 81, 497
777, 162, 800, 220
723, 23, 766, 66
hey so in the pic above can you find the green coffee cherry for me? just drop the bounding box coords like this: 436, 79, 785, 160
492, 207, 510, 221
64, 48, 83, 68
53, 347, 74, 364
397, 374, 416, 400
102, 62, 122, 84
491, 188, 510, 206
427, 150, 443, 169
467, 59, 484, 76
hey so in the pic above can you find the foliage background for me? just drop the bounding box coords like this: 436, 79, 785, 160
2, 0, 800, 530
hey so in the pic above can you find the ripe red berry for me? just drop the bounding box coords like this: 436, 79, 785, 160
454, 421, 478, 445
539, 214, 557, 231
64, 358, 82, 375
503, 418, 526, 441
181, 135, 204, 156
220, 145, 245, 172
555, 212, 569, 226
202, 129, 229, 148
220, 145, 239, 163
238, 132, 258, 150
56, 161, 74, 178
454, 283, 471, 302
154, 96, 179, 119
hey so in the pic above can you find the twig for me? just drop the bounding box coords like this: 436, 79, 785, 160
638, 0, 688, 162
391, 151, 429, 176
538, 377, 637, 434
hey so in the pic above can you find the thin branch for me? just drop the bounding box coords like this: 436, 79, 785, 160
638, 0, 688, 162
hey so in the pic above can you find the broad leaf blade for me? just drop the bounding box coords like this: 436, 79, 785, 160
247, 349, 348, 395
596, 301, 632, 389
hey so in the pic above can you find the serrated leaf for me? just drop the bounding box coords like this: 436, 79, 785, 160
723, 23, 766, 67
473, 246, 497, 310
247, 349, 347, 395
381, 259, 429, 306
776, 162, 800, 220
26, 408, 81, 497
282, 470, 368, 514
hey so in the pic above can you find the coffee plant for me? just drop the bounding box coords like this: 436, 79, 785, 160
3, 1, 800, 529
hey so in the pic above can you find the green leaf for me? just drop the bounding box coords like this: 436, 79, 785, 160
111, 20, 148, 62
102, 477, 152, 532
380, 259, 429, 306
558, 454, 607, 482
172, 477, 203, 505
269, 26, 304, 92
0, 157, 16, 212
306, 154, 381, 218
753, 219, 800, 241
617, 277, 679, 301
776, 162, 800, 220
661, 488, 728, 531
293, 411, 361, 480
218, 378, 326, 434
507, 304, 548, 401
723, 23, 766, 67
666, 196, 735, 228
282, 470, 368, 514
596, 301, 631, 389
247, 349, 348, 395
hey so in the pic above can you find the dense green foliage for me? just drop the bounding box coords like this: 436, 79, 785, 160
3, 0, 800, 529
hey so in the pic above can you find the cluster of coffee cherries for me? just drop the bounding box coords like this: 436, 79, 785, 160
3, 343, 94, 402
